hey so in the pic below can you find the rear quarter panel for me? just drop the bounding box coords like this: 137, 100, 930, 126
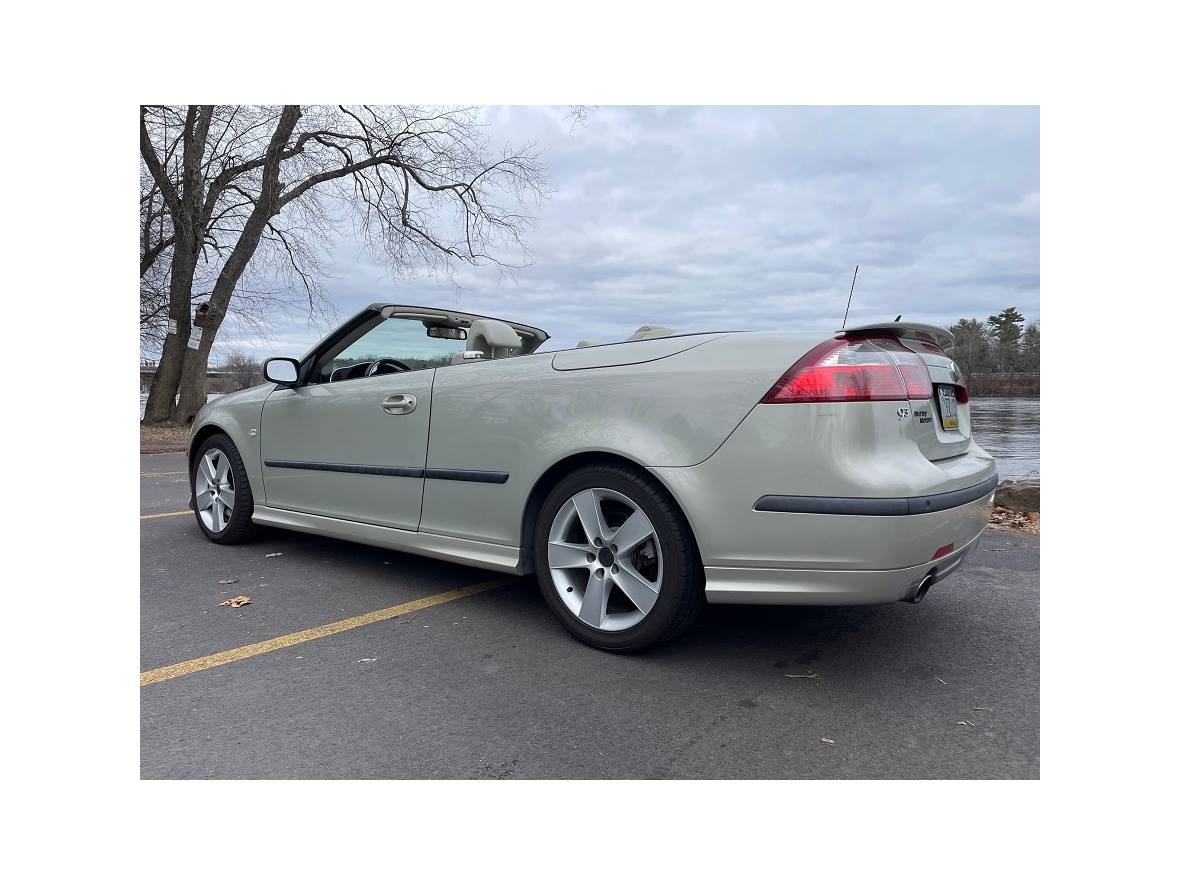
420, 333, 815, 546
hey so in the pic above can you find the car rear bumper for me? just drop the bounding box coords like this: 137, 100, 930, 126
703, 526, 984, 605
650, 400, 998, 577
655, 465, 995, 573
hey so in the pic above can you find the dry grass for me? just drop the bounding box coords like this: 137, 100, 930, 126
141, 422, 189, 454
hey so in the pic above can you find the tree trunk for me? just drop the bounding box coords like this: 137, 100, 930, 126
142, 234, 197, 423
170, 106, 302, 423
172, 304, 224, 423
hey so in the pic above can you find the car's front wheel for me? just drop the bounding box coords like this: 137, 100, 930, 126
191, 433, 257, 544
534, 463, 705, 652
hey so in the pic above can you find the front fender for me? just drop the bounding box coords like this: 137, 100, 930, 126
189, 385, 273, 500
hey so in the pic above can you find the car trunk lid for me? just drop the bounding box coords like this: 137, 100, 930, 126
845, 324, 973, 461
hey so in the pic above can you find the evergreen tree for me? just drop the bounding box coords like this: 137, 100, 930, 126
987, 307, 1025, 372
1019, 321, 1040, 372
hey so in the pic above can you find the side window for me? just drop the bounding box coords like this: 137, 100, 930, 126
319, 318, 468, 382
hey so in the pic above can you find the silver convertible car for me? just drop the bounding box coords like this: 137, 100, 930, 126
189, 304, 997, 651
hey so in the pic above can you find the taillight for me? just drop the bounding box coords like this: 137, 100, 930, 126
762, 336, 933, 404
888, 351, 934, 400
955, 386, 969, 404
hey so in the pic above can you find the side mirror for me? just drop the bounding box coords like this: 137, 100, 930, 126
263, 357, 300, 385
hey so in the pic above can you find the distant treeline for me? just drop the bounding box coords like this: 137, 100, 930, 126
946, 307, 1038, 393
966, 372, 1039, 398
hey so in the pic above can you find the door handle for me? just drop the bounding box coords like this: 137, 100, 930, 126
381, 393, 417, 415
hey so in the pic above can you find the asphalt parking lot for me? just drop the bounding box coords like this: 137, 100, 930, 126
141, 451, 1040, 779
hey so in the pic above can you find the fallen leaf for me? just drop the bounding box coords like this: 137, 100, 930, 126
218, 578, 239, 585
219, 595, 251, 607
265, 552, 283, 558
820, 737, 836, 745
785, 672, 819, 679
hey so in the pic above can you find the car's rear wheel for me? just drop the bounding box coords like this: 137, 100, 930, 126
192, 433, 257, 544
534, 463, 704, 652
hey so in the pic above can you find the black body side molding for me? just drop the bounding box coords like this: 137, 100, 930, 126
753, 474, 998, 517
263, 460, 508, 484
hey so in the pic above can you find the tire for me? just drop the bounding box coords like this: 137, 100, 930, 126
191, 433, 258, 544
534, 462, 705, 652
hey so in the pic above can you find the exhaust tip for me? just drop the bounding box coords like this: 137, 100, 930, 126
905, 571, 937, 604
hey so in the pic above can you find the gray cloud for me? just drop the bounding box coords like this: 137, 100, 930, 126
219, 105, 1039, 356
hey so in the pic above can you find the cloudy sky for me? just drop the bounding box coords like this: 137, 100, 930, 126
220, 105, 1039, 356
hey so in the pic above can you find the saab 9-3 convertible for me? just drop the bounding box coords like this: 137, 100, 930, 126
188, 304, 997, 651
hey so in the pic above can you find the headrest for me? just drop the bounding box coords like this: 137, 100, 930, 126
469, 318, 523, 351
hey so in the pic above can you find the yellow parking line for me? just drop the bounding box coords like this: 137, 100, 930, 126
141, 510, 191, 520
140, 577, 516, 687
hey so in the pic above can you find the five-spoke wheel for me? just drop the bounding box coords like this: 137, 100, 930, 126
547, 487, 664, 632
194, 447, 236, 533
535, 463, 704, 652
191, 433, 256, 544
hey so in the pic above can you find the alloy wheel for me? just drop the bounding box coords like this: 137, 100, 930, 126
547, 487, 663, 632
194, 448, 236, 533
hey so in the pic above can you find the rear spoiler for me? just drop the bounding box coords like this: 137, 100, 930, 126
840, 321, 954, 352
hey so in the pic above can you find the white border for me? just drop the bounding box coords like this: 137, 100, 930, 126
8, 0, 1176, 879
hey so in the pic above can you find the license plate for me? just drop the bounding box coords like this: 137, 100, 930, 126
937, 385, 960, 431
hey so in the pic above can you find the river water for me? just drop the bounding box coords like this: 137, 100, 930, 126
970, 397, 1040, 480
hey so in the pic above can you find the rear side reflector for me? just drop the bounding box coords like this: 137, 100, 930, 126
932, 543, 955, 560
762, 336, 933, 404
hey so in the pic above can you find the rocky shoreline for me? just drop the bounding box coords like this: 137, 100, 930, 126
990, 479, 1040, 534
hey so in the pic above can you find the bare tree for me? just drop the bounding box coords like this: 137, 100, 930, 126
220, 350, 261, 391
565, 105, 597, 134
947, 318, 990, 383
140, 161, 175, 353
140, 105, 545, 424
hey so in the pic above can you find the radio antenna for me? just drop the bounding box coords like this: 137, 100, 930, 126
841, 264, 859, 329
